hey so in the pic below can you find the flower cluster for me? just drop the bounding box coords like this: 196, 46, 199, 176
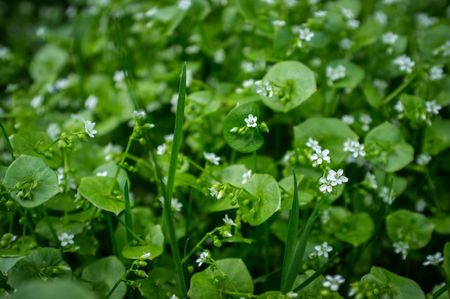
343, 139, 366, 159
319, 169, 348, 193
326, 65, 346, 85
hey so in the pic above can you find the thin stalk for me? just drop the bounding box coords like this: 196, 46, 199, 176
164, 64, 188, 296
293, 252, 339, 292
0, 121, 13, 160
105, 271, 128, 299
280, 172, 300, 291
282, 200, 321, 291
109, 133, 133, 194
432, 285, 447, 299
105, 213, 119, 256
116, 217, 145, 243
382, 72, 416, 105
123, 181, 133, 243
182, 228, 219, 264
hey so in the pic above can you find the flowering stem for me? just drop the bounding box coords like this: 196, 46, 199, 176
382, 72, 416, 105
182, 228, 219, 264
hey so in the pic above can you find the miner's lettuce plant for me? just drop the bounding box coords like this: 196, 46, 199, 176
0, 0, 450, 298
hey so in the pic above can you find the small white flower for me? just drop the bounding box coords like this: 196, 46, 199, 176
429, 66, 444, 81
314, 242, 333, 258
223, 214, 236, 226
297, 27, 314, 42
58, 232, 75, 247
47, 123, 61, 140
133, 109, 146, 119
255, 80, 274, 97
196, 251, 209, 267
323, 274, 345, 291
54, 78, 69, 90
393, 55, 415, 74
286, 292, 298, 298
339, 38, 352, 50
57, 167, 65, 186
209, 185, 223, 200
347, 19, 360, 29
157, 144, 167, 156
314, 10, 327, 17
416, 13, 437, 28
416, 153, 431, 165
425, 100, 441, 115
319, 177, 333, 193
394, 101, 404, 113
366, 172, 378, 189
272, 20, 286, 27
178, 0, 192, 10
310, 148, 331, 167
326, 65, 346, 85
96, 171, 108, 177
393, 241, 409, 260
359, 114, 372, 131
214, 49, 225, 63
140, 252, 152, 259
379, 186, 395, 205
341, 8, 354, 19
328, 169, 348, 185
423, 252, 444, 266
85, 95, 98, 110
84, 120, 97, 138
341, 115, 355, 125
203, 152, 221, 165
113, 70, 125, 85
171, 198, 183, 212
373, 79, 388, 91
343, 139, 366, 159
170, 295, 179, 299
434, 40, 450, 57
415, 198, 426, 212
374, 11, 387, 25
242, 170, 252, 184
31, 95, 44, 108
244, 114, 258, 128
306, 138, 321, 152
381, 32, 398, 45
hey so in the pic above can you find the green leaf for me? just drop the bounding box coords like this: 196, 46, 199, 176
7, 248, 71, 288
430, 215, 450, 235
223, 101, 265, 153
400, 94, 425, 124
444, 242, 450, 278
326, 60, 364, 89
78, 176, 124, 215
10, 131, 61, 167
122, 225, 164, 260
29, 44, 68, 82
386, 209, 434, 249
94, 162, 130, 193
8, 280, 97, 299
81, 256, 126, 299
365, 122, 414, 172
418, 25, 450, 63
3, 155, 58, 208
294, 117, 358, 164
423, 120, 450, 155
360, 267, 425, 299
335, 212, 374, 246
260, 61, 316, 112
238, 174, 281, 226
188, 258, 253, 299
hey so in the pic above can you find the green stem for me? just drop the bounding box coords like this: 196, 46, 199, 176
123, 181, 133, 243
182, 228, 219, 264
293, 252, 339, 292
105, 270, 129, 299
382, 72, 416, 105
105, 213, 119, 256
0, 121, 14, 160
109, 132, 134, 194
432, 285, 447, 299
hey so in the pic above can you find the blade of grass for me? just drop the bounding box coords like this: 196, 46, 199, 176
282, 199, 321, 291
163, 63, 188, 297
280, 172, 301, 292
105, 212, 119, 256
123, 181, 133, 244
0, 121, 14, 161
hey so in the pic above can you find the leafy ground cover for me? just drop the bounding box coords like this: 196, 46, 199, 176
0, 0, 450, 298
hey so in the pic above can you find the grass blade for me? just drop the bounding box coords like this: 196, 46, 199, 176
282, 199, 321, 291
163, 63, 188, 297
280, 172, 301, 292
123, 181, 133, 243
0, 121, 14, 161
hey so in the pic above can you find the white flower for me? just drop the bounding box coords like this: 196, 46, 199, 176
297, 27, 314, 42
57, 167, 65, 186
203, 152, 221, 165
255, 80, 274, 97
429, 66, 444, 81
415, 198, 426, 212
214, 49, 225, 63
339, 38, 352, 50
133, 109, 146, 119
54, 78, 69, 90
286, 292, 298, 298
366, 172, 378, 189
157, 144, 167, 156
347, 19, 360, 29
380, 186, 395, 205
416, 13, 437, 27
326, 65, 346, 85
423, 252, 444, 266
328, 169, 348, 185
171, 198, 183, 212
96, 171, 108, 177
425, 100, 441, 115
314, 10, 327, 17
394, 101, 404, 113
31, 95, 44, 108
58, 232, 75, 247
341, 8, 354, 19
341, 115, 355, 125
319, 177, 333, 193
272, 20, 286, 27
223, 214, 236, 226
416, 153, 431, 165
113, 70, 125, 85
310, 148, 331, 167
84, 120, 97, 138
374, 11, 387, 25
196, 251, 209, 267
47, 123, 61, 140
381, 32, 398, 45
85, 95, 98, 110
314, 242, 333, 258
323, 275, 345, 291
209, 185, 223, 200
140, 252, 152, 259
245, 114, 258, 128
393, 55, 415, 74
242, 170, 252, 184
178, 0, 192, 10
306, 138, 321, 152
170, 295, 179, 299
343, 139, 366, 159
373, 79, 388, 91
359, 114, 372, 131
393, 241, 409, 260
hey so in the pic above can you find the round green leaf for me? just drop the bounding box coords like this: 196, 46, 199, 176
294, 117, 358, 164
3, 155, 58, 208
238, 174, 281, 226
9, 280, 97, 299
335, 212, 374, 246
29, 44, 68, 82
82, 256, 126, 299
360, 267, 425, 299
365, 122, 414, 172
7, 248, 71, 288
223, 101, 265, 153
188, 259, 253, 299
261, 61, 316, 112
418, 25, 450, 63
122, 225, 164, 260
386, 209, 434, 249
78, 176, 124, 215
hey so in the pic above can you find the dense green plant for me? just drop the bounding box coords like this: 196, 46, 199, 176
0, 0, 449, 298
